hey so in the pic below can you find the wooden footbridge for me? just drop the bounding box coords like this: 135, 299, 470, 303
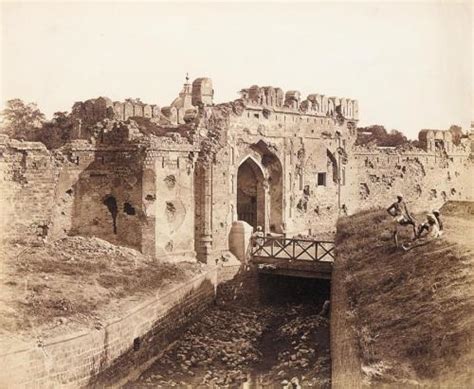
250, 236, 335, 279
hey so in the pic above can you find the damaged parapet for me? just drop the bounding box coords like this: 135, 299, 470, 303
419, 129, 472, 155
238, 85, 359, 120
72, 97, 161, 124
70, 77, 214, 128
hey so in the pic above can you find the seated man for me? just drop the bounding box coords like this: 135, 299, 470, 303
403, 214, 440, 251
387, 194, 417, 247
417, 209, 443, 238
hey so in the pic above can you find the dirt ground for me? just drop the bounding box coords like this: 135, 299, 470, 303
336, 201, 474, 387
0, 236, 201, 343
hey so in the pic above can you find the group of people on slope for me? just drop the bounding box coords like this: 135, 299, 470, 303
387, 194, 443, 251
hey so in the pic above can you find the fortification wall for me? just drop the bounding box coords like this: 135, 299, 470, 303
211, 107, 356, 239
0, 136, 60, 243
66, 145, 146, 251
344, 147, 473, 214
238, 84, 359, 120
72, 97, 161, 126
143, 145, 197, 261
0, 135, 199, 261
208, 145, 234, 255
0, 270, 217, 389
2, 78, 472, 262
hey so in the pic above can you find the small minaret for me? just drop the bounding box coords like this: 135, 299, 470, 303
179, 72, 193, 109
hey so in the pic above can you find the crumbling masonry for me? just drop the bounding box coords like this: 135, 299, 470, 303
1, 78, 472, 262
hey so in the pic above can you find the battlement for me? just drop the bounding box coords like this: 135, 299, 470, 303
418, 129, 470, 155
238, 85, 359, 120
70, 79, 358, 132
72, 97, 161, 124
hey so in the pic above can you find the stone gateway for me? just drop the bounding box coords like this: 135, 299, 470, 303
0, 77, 472, 263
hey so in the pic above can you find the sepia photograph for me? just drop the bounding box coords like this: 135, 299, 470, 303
0, 0, 472, 388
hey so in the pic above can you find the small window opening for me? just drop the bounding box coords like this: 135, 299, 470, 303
317, 173, 327, 186
254, 113, 259, 119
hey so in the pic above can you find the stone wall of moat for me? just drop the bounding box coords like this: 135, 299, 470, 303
0, 270, 217, 388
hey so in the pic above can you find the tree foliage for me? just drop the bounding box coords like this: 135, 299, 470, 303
0, 99, 45, 140
39, 111, 78, 149
356, 125, 408, 147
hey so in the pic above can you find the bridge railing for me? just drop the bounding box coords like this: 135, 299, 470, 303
251, 236, 335, 262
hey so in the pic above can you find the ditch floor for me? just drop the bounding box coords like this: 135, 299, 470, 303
128, 274, 331, 388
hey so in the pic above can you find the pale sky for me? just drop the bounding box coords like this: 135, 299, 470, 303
0, 1, 472, 139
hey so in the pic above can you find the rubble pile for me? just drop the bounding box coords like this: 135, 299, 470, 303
263, 311, 331, 387
135, 305, 274, 387
4, 236, 200, 332
15, 236, 154, 276
132, 303, 331, 388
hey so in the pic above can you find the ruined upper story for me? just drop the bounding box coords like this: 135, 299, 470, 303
418, 129, 471, 156
353, 129, 471, 166
70, 77, 359, 139
237, 85, 358, 120
67, 77, 471, 162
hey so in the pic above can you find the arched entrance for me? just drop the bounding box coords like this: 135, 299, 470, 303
236, 151, 283, 233
237, 157, 265, 229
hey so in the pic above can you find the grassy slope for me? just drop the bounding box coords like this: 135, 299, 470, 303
0, 236, 200, 338
335, 204, 474, 387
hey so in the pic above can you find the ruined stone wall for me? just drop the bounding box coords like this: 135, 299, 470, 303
0, 137, 145, 249
0, 136, 61, 243
238, 85, 358, 121
67, 145, 146, 250
291, 137, 343, 235
72, 97, 160, 126
144, 143, 197, 261
0, 133, 199, 261
203, 103, 356, 248
210, 145, 234, 255
344, 146, 473, 215
4, 78, 472, 264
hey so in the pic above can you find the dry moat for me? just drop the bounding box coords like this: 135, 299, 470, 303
127, 274, 331, 388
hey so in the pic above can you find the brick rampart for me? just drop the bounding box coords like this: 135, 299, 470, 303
0, 270, 218, 388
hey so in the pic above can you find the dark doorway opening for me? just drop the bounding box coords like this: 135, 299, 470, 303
103, 195, 118, 234
237, 158, 264, 229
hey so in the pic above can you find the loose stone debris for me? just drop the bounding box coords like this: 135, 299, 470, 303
128, 300, 331, 388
